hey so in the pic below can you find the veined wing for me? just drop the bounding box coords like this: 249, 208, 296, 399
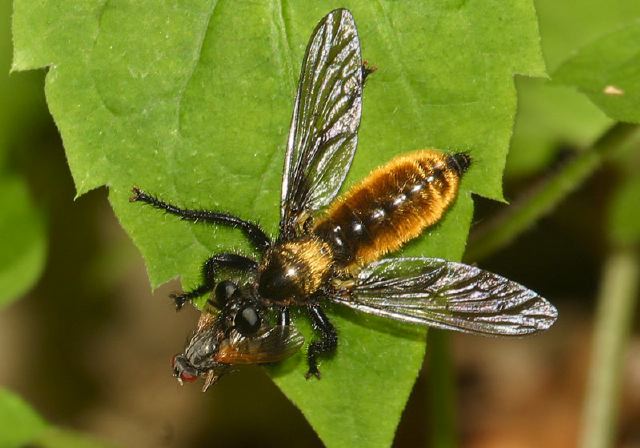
332, 258, 558, 335
279, 9, 363, 238
215, 325, 304, 364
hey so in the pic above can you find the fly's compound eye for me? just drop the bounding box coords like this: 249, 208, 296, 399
215, 280, 238, 306
234, 306, 262, 336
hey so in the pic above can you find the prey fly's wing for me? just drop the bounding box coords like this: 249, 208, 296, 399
332, 258, 557, 335
280, 9, 363, 238
215, 325, 304, 364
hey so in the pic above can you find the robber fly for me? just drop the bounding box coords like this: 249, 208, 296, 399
131, 9, 557, 389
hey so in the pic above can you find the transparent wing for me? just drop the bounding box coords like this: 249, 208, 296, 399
331, 257, 558, 335
280, 9, 363, 237
215, 325, 304, 364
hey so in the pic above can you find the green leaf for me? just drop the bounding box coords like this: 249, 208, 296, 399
1, 0, 46, 164
508, 0, 640, 177
13, 1, 544, 446
0, 388, 47, 448
508, 0, 640, 178
509, 78, 612, 178
0, 389, 117, 448
0, 1, 47, 308
552, 22, 640, 124
534, 0, 640, 73
0, 176, 46, 308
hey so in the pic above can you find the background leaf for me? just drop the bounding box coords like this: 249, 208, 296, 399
0, 176, 46, 308
508, 0, 640, 178
552, 21, 640, 124
0, 389, 117, 448
12, 1, 544, 446
0, 0, 46, 308
509, 78, 611, 178
0, 388, 47, 448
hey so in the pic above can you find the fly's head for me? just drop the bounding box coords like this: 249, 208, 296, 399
172, 311, 228, 390
172, 282, 268, 391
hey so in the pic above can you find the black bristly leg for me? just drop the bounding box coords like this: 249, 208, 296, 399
305, 305, 338, 379
130, 187, 272, 252
172, 253, 258, 310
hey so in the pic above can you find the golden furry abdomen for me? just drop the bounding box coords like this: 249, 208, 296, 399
313, 150, 470, 268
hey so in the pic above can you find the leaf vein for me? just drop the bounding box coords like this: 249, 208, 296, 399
174, 0, 221, 258
373, 0, 424, 129
176, 0, 220, 136
249, 0, 296, 219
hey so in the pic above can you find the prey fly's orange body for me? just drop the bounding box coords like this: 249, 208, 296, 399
131, 9, 557, 390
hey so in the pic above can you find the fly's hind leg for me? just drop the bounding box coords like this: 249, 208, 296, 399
172, 253, 257, 310
305, 305, 338, 379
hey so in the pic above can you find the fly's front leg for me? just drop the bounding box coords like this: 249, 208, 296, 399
130, 187, 271, 252
172, 253, 257, 310
305, 305, 337, 379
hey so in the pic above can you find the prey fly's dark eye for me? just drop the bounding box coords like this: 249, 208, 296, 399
215, 280, 238, 306
234, 306, 261, 336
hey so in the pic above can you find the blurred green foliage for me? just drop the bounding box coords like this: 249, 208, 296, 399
0, 176, 45, 307
508, 0, 640, 177
0, 389, 47, 448
553, 22, 640, 124
0, 0, 46, 309
0, 389, 117, 448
